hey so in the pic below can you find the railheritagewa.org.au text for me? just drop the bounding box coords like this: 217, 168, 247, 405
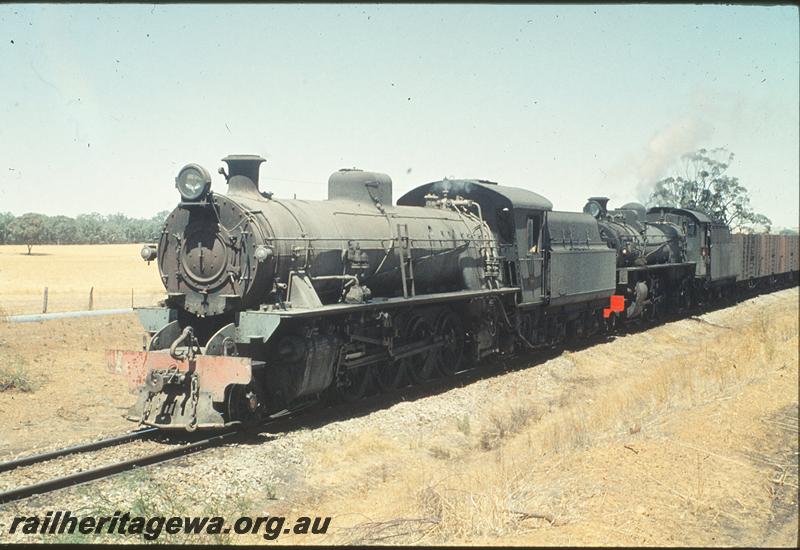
5, 510, 331, 541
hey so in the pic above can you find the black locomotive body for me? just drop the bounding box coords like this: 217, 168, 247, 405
107, 155, 799, 430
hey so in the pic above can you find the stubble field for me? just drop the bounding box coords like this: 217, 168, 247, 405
0, 244, 165, 315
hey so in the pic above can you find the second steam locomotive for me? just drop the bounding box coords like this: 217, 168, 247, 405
107, 154, 799, 430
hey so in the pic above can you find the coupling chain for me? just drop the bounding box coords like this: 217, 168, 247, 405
187, 372, 200, 432
140, 391, 155, 426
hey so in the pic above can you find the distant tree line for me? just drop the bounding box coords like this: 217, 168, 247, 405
0, 211, 170, 254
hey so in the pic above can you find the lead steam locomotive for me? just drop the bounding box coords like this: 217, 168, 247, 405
106, 155, 799, 430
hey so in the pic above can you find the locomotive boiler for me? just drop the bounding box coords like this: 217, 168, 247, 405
154, 155, 493, 318
583, 197, 684, 267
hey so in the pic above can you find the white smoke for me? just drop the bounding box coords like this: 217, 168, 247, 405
634, 116, 714, 201
431, 178, 476, 196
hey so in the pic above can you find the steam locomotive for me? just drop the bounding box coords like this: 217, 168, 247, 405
106, 155, 799, 430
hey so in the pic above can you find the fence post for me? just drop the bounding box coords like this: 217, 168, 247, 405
88, 287, 94, 310
42, 287, 48, 313
131, 288, 134, 308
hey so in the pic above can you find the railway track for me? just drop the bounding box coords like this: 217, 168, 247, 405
0, 404, 320, 507
0, 427, 159, 474
0, 427, 240, 505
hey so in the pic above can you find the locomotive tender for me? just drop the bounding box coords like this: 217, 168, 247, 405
107, 155, 799, 430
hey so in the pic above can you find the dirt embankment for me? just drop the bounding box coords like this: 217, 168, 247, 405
0, 288, 797, 546
0, 315, 139, 457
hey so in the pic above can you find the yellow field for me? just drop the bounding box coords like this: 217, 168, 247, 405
0, 244, 165, 315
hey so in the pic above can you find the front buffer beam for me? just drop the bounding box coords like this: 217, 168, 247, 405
106, 350, 253, 430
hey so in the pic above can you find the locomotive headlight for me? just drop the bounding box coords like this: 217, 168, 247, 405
175, 164, 212, 201
140, 244, 158, 262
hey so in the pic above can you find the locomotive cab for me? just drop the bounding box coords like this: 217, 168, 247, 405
647, 207, 738, 284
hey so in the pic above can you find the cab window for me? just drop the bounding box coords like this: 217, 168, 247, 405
496, 208, 515, 243
527, 214, 541, 253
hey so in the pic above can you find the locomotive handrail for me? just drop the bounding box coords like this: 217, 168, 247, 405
255, 236, 496, 253
263, 235, 498, 243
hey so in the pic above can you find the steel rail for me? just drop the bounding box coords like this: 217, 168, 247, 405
0, 430, 238, 505
0, 411, 307, 506
0, 428, 159, 474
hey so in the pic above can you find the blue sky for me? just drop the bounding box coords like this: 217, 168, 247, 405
0, 4, 797, 226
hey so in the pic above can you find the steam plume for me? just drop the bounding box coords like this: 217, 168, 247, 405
634, 117, 713, 201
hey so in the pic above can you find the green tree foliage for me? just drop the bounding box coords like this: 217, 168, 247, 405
75, 213, 105, 244
45, 215, 78, 245
647, 147, 771, 231
0, 211, 169, 247
0, 212, 14, 244
8, 213, 47, 254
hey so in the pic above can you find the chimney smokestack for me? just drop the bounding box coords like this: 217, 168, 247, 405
222, 154, 266, 197
588, 196, 610, 212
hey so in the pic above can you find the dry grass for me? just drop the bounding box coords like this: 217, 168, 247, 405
298, 289, 799, 546
480, 404, 544, 451
526, 307, 795, 459
0, 357, 36, 392
0, 244, 164, 314
432, 304, 794, 543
